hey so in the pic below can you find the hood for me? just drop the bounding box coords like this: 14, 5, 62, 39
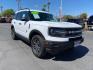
31, 21, 82, 28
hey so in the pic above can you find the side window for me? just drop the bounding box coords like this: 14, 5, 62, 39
15, 11, 30, 21
15, 12, 22, 20
21, 11, 30, 21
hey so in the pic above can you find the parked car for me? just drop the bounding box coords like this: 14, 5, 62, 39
67, 19, 85, 29
0, 16, 13, 23
6, 17, 12, 23
11, 9, 84, 58
0, 17, 6, 23
87, 16, 93, 30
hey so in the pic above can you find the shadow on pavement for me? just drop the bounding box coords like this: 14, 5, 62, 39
53, 45, 89, 61
44, 45, 89, 61
21, 39, 89, 61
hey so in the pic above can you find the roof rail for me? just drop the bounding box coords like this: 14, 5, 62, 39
19, 8, 30, 11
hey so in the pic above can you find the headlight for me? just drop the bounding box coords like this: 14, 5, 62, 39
48, 27, 67, 37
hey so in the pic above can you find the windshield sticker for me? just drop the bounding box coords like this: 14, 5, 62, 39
33, 14, 40, 19
31, 11, 39, 14
31, 11, 40, 19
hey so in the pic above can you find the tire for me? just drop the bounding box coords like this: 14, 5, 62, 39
11, 28, 18, 40
31, 35, 47, 58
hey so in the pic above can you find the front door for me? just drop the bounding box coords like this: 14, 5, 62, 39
19, 11, 30, 37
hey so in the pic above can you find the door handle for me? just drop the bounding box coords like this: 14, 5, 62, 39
19, 23, 21, 25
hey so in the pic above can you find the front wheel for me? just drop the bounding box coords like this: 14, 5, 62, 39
31, 35, 47, 58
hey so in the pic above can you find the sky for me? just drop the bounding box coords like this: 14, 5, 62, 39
0, 0, 93, 17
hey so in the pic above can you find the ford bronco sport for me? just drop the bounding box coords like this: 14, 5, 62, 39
11, 9, 84, 58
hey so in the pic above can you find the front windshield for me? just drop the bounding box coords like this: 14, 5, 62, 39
30, 11, 57, 22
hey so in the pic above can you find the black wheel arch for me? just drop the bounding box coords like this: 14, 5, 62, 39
29, 30, 45, 41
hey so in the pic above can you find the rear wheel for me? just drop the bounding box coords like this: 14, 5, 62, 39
11, 28, 18, 40
31, 35, 47, 58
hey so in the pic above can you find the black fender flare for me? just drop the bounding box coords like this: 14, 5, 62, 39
29, 30, 45, 40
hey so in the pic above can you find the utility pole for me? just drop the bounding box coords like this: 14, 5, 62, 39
47, 0, 50, 12
0, 6, 3, 13
16, 0, 21, 10
0, 0, 3, 14
59, 0, 62, 22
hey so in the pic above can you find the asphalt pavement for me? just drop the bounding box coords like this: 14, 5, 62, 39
0, 23, 93, 70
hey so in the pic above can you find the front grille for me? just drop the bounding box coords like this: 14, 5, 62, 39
69, 36, 83, 41
65, 28, 82, 37
49, 27, 82, 38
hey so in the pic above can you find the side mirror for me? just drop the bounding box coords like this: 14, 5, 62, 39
21, 17, 28, 21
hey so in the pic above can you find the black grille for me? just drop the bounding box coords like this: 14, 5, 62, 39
64, 28, 82, 31
65, 28, 82, 37
69, 36, 83, 41
49, 27, 82, 38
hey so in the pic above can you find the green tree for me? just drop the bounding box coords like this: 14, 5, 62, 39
0, 13, 2, 17
80, 13, 87, 20
63, 15, 74, 21
42, 4, 47, 11
2, 9, 15, 17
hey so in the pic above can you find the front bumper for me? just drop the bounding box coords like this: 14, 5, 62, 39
45, 36, 84, 52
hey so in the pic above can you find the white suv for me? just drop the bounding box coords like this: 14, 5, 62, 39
11, 9, 84, 58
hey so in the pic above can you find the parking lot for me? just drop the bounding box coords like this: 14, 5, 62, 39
0, 23, 92, 70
